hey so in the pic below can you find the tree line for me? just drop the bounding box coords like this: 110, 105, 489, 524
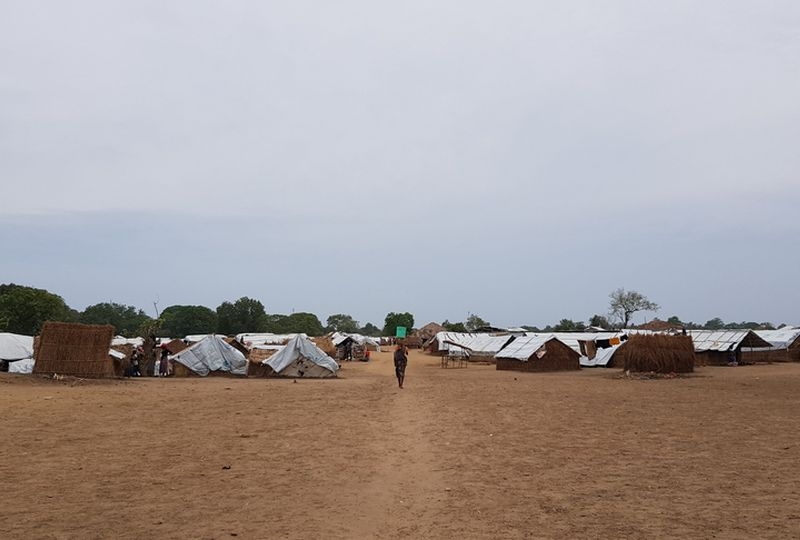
0, 283, 785, 338
0, 283, 413, 338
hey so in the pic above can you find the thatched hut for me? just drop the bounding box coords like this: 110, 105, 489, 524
495, 336, 580, 372
33, 322, 116, 378
613, 334, 695, 373
689, 330, 772, 366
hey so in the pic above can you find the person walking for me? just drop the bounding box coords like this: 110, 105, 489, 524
393, 343, 408, 389
159, 347, 170, 377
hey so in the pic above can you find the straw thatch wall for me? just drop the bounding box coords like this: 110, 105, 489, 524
33, 322, 116, 378
162, 339, 188, 356
615, 334, 695, 373
170, 360, 197, 377
313, 335, 338, 358
224, 338, 249, 358
496, 340, 580, 372
696, 350, 740, 366
742, 348, 789, 363
247, 349, 279, 377
790, 339, 800, 362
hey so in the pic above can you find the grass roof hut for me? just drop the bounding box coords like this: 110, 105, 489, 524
495, 335, 580, 372
614, 334, 695, 373
33, 322, 116, 378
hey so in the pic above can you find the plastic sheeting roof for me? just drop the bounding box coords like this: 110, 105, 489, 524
754, 327, 800, 349
236, 333, 307, 346
524, 332, 625, 353
433, 332, 515, 354
111, 336, 144, 347
687, 330, 770, 352
264, 335, 339, 375
0, 333, 34, 361
330, 332, 381, 349
580, 344, 624, 367
108, 349, 126, 360
171, 335, 247, 376
9, 358, 35, 374
495, 335, 559, 361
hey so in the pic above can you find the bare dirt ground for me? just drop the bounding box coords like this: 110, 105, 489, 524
2, 350, 800, 539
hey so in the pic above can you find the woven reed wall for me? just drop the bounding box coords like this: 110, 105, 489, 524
616, 334, 695, 373
33, 322, 115, 378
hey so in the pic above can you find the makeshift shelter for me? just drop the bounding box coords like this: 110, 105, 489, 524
688, 330, 772, 365
247, 345, 284, 376
331, 332, 380, 361
613, 334, 695, 373
33, 322, 116, 378
0, 332, 34, 372
579, 344, 625, 368
429, 332, 515, 360
495, 336, 580, 372
170, 335, 247, 377
261, 335, 339, 378
753, 327, 800, 362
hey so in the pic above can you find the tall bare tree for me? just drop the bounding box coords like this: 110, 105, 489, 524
609, 288, 659, 328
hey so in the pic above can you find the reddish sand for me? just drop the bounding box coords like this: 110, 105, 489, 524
2, 350, 800, 539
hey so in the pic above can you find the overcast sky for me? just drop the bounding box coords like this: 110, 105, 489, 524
2, 1, 799, 329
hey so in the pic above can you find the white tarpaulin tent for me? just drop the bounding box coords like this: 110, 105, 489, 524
171, 335, 247, 376
754, 327, 800, 349
0, 333, 34, 361
8, 358, 35, 374
264, 335, 339, 378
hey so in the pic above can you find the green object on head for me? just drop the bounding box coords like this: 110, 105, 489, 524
395, 326, 407, 338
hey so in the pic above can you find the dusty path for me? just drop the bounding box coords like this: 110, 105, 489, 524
346, 357, 446, 538
3, 352, 800, 539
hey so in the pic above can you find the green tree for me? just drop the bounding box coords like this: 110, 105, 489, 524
383, 312, 414, 337
704, 317, 725, 330
360, 322, 382, 337
442, 319, 468, 332
264, 314, 288, 333
0, 283, 75, 334
588, 314, 611, 329
667, 315, 683, 325
216, 297, 268, 335
465, 314, 489, 332
265, 312, 325, 335
326, 313, 360, 333
159, 305, 217, 338
79, 302, 152, 336
609, 288, 659, 329
553, 319, 586, 332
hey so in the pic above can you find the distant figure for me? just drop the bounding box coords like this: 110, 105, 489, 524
728, 350, 738, 367
364, 348, 371, 362
344, 341, 353, 362
159, 347, 169, 377
128, 347, 142, 377
393, 343, 408, 389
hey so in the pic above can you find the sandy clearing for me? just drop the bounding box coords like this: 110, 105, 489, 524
2, 350, 800, 539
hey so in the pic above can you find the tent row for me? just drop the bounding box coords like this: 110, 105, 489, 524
2, 323, 339, 379
424, 327, 800, 373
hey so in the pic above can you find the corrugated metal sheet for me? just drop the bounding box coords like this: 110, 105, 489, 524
687, 330, 770, 352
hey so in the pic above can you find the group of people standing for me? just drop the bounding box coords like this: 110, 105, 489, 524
125, 346, 170, 377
